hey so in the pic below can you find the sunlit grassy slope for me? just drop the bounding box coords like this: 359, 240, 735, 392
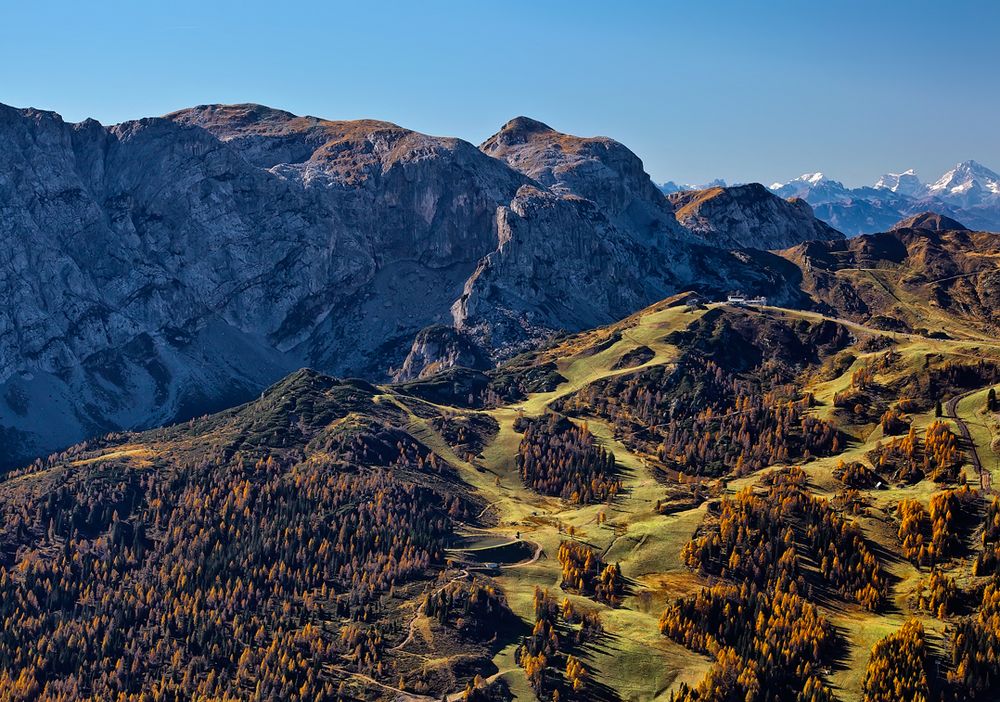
31, 282, 1000, 702
394, 292, 1000, 702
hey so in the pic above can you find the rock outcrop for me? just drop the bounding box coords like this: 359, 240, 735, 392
392, 326, 487, 382
0, 102, 805, 467
890, 211, 969, 232
669, 183, 844, 249
480, 116, 684, 241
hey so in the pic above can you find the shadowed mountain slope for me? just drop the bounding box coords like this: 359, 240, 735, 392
891, 211, 969, 232
669, 183, 844, 249
0, 102, 805, 467
783, 227, 1000, 333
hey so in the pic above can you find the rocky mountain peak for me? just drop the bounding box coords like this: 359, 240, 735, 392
0, 101, 810, 469
481, 116, 683, 238
890, 211, 970, 232
669, 183, 844, 249
166, 103, 480, 182
927, 159, 1000, 203
167, 103, 303, 133
487, 116, 556, 145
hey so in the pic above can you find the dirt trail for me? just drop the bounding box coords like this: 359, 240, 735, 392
946, 391, 991, 492
392, 569, 470, 653
503, 539, 544, 568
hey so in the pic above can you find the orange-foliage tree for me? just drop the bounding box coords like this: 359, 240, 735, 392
880, 406, 909, 435
423, 577, 513, 639
557, 541, 623, 605
949, 579, 1000, 698
834, 459, 881, 488
948, 578, 1000, 700
861, 619, 931, 702
516, 587, 597, 700
872, 421, 964, 484
560, 354, 840, 478
682, 468, 887, 610
661, 580, 835, 702
515, 414, 619, 504
897, 487, 977, 566
915, 569, 958, 618
0, 442, 463, 700
975, 497, 1000, 576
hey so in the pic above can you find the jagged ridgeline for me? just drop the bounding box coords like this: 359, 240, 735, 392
0, 220, 999, 701
0, 103, 813, 470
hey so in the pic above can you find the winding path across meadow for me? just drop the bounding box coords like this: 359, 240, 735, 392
946, 391, 991, 492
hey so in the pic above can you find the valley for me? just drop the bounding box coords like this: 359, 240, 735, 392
3, 258, 1000, 700
6, 6, 1000, 701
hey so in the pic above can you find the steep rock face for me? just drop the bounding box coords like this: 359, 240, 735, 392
453, 184, 808, 349
668, 183, 844, 249
0, 107, 319, 462
453, 185, 663, 348
479, 116, 684, 241
168, 104, 524, 269
0, 103, 807, 467
891, 211, 969, 232
392, 325, 487, 382
0, 104, 533, 465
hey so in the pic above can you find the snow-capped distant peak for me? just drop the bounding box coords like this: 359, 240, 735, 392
700, 178, 728, 189
659, 178, 728, 195
793, 172, 826, 185
874, 168, 923, 197
769, 172, 832, 189
927, 160, 1000, 204
768, 171, 849, 205
875, 167, 916, 182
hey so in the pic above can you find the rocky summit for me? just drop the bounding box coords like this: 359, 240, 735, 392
0, 102, 829, 467
890, 210, 970, 232
669, 183, 844, 249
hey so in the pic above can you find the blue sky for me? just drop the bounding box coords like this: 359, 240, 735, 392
2, 0, 997, 187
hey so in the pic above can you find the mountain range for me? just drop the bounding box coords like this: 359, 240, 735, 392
4, 100, 999, 470
0, 103, 829, 467
2, 99, 1000, 702
1, 219, 997, 701
769, 160, 1000, 235
659, 161, 1000, 236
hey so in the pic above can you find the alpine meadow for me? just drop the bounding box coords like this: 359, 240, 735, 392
1, 3, 999, 701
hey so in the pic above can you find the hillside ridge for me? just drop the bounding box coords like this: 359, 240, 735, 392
0, 100, 826, 468
5, 275, 1000, 700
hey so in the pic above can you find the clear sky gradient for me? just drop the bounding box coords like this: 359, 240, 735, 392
2, 0, 997, 187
